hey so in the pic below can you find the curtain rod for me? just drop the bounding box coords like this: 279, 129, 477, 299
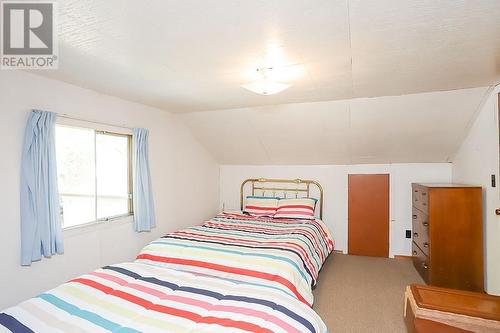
57, 113, 134, 131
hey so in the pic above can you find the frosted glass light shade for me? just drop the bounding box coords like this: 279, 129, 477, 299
241, 80, 291, 95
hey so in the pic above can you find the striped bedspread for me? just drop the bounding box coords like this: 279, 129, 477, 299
1, 213, 333, 332
0, 262, 328, 333
136, 212, 334, 307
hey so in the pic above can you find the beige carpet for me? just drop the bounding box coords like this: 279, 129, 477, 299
313, 253, 424, 333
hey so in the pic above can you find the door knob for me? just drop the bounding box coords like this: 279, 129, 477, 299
496, 208, 500, 216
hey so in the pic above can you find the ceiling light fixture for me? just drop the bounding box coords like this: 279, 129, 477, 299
241, 67, 291, 95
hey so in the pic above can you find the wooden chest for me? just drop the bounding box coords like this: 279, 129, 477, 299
404, 284, 500, 333
411, 184, 483, 292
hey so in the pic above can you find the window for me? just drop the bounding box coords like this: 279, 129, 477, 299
55, 123, 133, 228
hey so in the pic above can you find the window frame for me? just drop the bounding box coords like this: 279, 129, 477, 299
55, 117, 134, 230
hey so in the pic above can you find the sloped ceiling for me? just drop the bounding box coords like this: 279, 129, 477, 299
30, 1, 500, 164
35, 0, 500, 112
180, 87, 490, 165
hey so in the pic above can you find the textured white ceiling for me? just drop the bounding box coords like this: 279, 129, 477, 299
35, 0, 500, 112
180, 87, 490, 164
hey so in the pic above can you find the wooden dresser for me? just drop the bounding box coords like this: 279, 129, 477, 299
411, 183, 483, 292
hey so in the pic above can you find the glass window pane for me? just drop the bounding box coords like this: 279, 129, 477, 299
55, 125, 96, 227
96, 133, 129, 219
60, 195, 95, 228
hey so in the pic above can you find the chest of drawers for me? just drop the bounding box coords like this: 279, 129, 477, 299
411, 183, 483, 292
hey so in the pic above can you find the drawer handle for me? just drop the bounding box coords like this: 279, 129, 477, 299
412, 250, 417, 255
422, 263, 429, 269
423, 242, 429, 248
413, 232, 418, 238
412, 214, 417, 219
423, 202, 427, 206
423, 222, 429, 227
421, 192, 427, 196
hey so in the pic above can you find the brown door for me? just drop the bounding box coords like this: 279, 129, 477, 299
348, 174, 389, 257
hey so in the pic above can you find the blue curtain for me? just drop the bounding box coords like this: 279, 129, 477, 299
133, 128, 156, 232
20, 110, 63, 266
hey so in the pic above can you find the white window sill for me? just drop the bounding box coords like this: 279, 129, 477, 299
63, 214, 134, 238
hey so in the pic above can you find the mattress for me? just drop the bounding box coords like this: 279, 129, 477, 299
0, 213, 334, 332
136, 212, 334, 307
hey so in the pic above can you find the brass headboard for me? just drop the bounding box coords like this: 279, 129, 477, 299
240, 178, 324, 219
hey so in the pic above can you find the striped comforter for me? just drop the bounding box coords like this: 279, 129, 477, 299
136, 212, 334, 307
0, 213, 334, 332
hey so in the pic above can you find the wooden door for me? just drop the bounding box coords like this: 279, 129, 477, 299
348, 174, 390, 257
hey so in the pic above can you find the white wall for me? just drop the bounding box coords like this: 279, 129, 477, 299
220, 163, 451, 257
452, 86, 500, 295
0, 71, 220, 309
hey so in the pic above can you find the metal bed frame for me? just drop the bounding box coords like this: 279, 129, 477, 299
240, 178, 324, 219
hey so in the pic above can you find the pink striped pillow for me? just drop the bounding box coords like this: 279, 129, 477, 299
244, 196, 279, 217
274, 198, 317, 220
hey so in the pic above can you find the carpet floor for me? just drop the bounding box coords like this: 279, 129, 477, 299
312, 253, 424, 333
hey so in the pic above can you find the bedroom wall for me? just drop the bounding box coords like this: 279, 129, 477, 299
0, 71, 220, 309
220, 163, 452, 257
452, 86, 500, 295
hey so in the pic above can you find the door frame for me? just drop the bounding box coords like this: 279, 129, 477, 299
346, 173, 392, 257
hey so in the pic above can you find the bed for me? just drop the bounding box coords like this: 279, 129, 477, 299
1, 178, 334, 333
